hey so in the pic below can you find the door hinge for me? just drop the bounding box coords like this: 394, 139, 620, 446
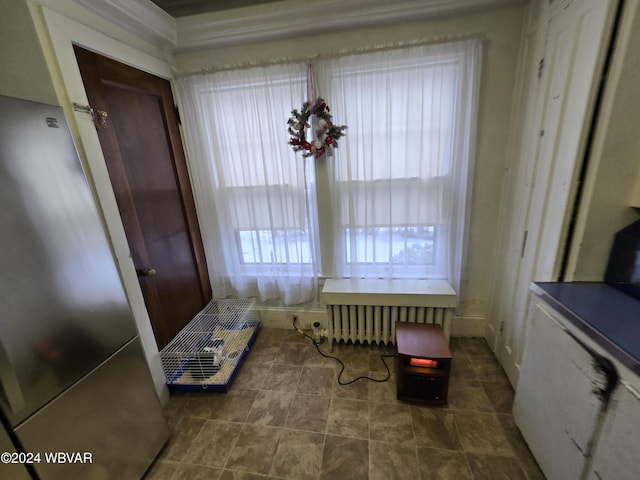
520, 230, 529, 258
537, 57, 544, 79
73, 102, 108, 129
174, 105, 181, 126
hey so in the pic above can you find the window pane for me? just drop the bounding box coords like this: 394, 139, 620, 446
206, 75, 307, 188
345, 226, 435, 265
329, 60, 457, 182
238, 230, 313, 264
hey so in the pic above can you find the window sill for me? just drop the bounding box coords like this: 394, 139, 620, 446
321, 278, 457, 308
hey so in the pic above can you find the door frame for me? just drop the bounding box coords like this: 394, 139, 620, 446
34, 7, 185, 399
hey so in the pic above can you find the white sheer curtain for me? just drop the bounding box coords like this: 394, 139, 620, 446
176, 63, 319, 305
315, 40, 481, 292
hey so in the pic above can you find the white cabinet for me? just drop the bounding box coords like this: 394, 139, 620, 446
586, 382, 640, 480
513, 301, 607, 480
516, 285, 640, 480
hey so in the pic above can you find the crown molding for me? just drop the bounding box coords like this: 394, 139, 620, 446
176, 0, 524, 51
73, 0, 176, 49
72, 0, 524, 53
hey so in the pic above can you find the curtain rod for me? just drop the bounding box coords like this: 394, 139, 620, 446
177, 32, 485, 77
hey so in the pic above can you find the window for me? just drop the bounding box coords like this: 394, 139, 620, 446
345, 225, 436, 265
237, 229, 313, 264
177, 40, 481, 303
177, 63, 318, 304
317, 41, 480, 281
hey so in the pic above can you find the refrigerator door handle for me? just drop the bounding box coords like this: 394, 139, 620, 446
0, 340, 25, 414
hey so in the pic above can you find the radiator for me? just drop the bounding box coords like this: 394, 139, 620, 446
321, 279, 457, 349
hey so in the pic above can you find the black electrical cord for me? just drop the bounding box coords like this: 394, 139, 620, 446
293, 319, 395, 385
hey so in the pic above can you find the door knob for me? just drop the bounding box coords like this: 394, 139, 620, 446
137, 268, 157, 277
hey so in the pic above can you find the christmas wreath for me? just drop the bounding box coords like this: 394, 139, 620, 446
287, 97, 347, 158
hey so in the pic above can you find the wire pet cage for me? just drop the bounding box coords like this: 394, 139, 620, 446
160, 298, 260, 392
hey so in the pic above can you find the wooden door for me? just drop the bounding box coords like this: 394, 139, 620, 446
74, 46, 211, 349
489, 0, 619, 385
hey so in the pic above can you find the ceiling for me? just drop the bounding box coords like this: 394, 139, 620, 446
148, 0, 283, 17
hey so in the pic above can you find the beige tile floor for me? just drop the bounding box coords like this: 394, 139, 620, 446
145, 327, 546, 480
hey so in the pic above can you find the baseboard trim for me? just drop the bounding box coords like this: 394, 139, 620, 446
257, 306, 487, 338
257, 306, 328, 330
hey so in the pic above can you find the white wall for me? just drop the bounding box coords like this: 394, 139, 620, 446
0, 0, 57, 104
175, 5, 528, 335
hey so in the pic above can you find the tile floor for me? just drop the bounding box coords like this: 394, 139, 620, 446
145, 327, 546, 480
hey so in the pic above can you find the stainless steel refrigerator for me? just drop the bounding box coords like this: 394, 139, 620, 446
0, 95, 169, 479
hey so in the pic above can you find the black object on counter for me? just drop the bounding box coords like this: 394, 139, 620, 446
605, 219, 640, 301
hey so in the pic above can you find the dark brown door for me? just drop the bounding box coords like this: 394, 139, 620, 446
74, 45, 211, 349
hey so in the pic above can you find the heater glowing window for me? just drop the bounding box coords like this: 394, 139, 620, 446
409, 358, 438, 368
